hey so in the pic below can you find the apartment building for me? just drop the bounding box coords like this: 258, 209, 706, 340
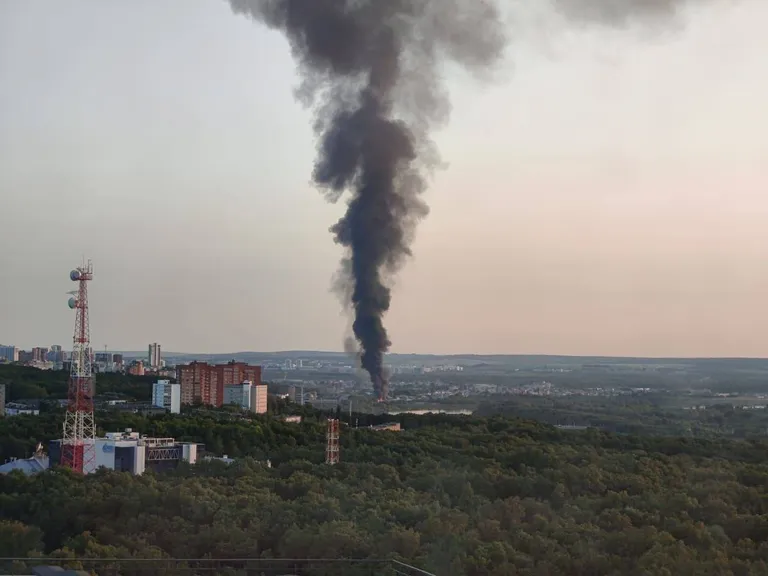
151, 379, 181, 414
176, 361, 263, 408
223, 380, 268, 414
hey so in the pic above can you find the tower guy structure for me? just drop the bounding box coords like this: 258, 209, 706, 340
325, 419, 340, 465
61, 261, 96, 473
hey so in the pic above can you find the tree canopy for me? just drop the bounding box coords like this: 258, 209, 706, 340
2, 406, 768, 575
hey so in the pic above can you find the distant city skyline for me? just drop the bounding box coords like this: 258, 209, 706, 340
2, 1, 767, 357
5, 341, 768, 362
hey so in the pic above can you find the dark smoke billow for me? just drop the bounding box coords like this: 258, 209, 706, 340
227, 0, 507, 401
226, 0, 709, 400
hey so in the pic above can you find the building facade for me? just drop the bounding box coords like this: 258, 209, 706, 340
251, 383, 268, 414
127, 360, 145, 376
371, 422, 402, 432
148, 343, 162, 369
94, 352, 121, 373
223, 381, 268, 413
49, 429, 198, 475
223, 382, 251, 410
152, 379, 181, 414
176, 361, 262, 408
0, 345, 18, 362
177, 361, 214, 405
49, 345, 66, 368
4, 402, 40, 416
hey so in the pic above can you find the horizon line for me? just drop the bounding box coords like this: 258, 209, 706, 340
101, 350, 768, 361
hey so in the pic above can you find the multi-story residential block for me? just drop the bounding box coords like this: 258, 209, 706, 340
0, 345, 19, 362
223, 382, 252, 410
31, 347, 49, 363
176, 361, 263, 408
222, 381, 268, 414
177, 361, 213, 405
250, 382, 268, 414
127, 360, 145, 376
151, 379, 181, 414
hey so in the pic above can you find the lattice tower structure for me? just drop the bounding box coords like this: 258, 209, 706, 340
325, 418, 340, 465
61, 261, 96, 473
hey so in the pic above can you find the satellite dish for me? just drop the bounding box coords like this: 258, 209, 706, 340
70, 270, 81, 281
68, 297, 77, 309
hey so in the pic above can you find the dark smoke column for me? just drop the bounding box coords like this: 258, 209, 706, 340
226, 0, 506, 400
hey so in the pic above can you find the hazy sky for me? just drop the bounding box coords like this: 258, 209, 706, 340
1, 0, 766, 356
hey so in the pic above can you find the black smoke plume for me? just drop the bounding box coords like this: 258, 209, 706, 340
227, 0, 506, 400
226, 0, 713, 400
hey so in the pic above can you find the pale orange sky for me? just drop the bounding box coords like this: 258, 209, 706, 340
1, 0, 766, 356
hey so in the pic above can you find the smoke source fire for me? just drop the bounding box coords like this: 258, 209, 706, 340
226, 0, 720, 401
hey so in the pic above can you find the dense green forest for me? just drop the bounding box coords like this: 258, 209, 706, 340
2, 407, 768, 575
476, 395, 768, 439
3, 365, 768, 574
0, 365, 155, 403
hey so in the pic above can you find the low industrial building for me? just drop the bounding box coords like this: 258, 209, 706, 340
0, 444, 49, 476
4, 402, 40, 416
0, 455, 49, 475
92, 401, 166, 416
203, 454, 272, 467
49, 429, 199, 475
371, 422, 402, 432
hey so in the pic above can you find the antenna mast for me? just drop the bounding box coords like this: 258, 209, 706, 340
325, 419, 340, 465
61, 260, 96, 473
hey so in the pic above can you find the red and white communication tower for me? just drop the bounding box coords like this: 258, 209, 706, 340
61, 261, 96, 474
325, 419, 340, 465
